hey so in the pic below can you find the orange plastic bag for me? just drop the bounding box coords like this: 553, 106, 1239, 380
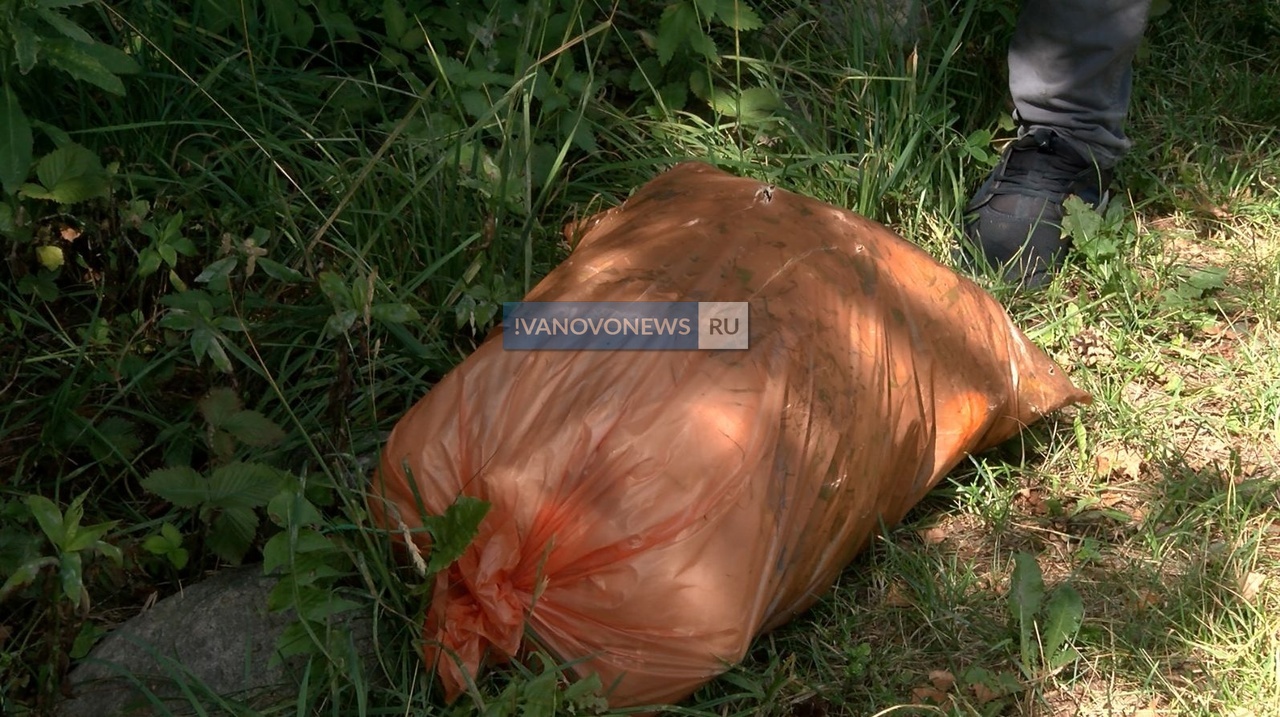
370, 162, 1088, 708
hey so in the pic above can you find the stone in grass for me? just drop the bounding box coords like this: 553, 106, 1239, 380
57, 566, 371, 717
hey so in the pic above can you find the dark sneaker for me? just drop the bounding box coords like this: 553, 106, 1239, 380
959, 127, 1113, 289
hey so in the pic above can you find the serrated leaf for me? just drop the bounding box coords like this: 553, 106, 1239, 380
0, 86, 33, 196
715, 0, 763, 30
208, 462, 287, 509
37, 8, 94, 43
1061, 195, 1102, 240
370, 303, 419, 324
208, 506, 258, 564
1009, 552, 1045, 666
12, 23, 40, 74
141, 466, 208, 508
199, 387, 243, 427
221, 410, 286, 447
423, 496, 490, 575
42, 39, 125, 95
256, 257, 305, 283
37, 175, 110, 204
34, 143, 101, 193
60, 550, 83, 605
160, 521, 183, 545
1041, 584, 1084, 666
25, 494, 66, 545
656, 2, 698, 65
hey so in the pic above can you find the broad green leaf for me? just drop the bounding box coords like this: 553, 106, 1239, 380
36, 245, 64, 270
709, 86, 780, 121
256, 257, 305, 283
267, 491, 323, 528
208, 462, 287, 509
423, 496, 490, 575
1041, 584, 1084, 667
203, 332, 233, 373
0, 86, 33, 196
1187, 266, 1227, 291
95, 540, 122, 566
293, 589, 361, 622
143, 534, 173, 555
25, 494, 66, 545
324, 309, 358, 337
263, 529, 332, 574
199, 387, 242, 427
42, 39, 126, 95
137, 248, 162, 277
37, 8, 94, 43
60, 550, 83, 605
168, 547, 189, 569
31, 175, 110, 204
317, 271, 350, 308
141, 466, 209, 508
158, 242, 177, 267
161, 522, 183, 545
64, 520, 116, 553
69, 621, 105, 659
12, 23, 39, 74
220, 410, 286, 447
715, 0, 763, 30
39, 0, 96, 7
370, 303, 419, 324
196, 256, 237, 283
208, 506, 258, 564
79, 42, 140, 75
1009, 552, 1045, 668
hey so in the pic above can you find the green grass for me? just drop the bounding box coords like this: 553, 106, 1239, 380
2, 0, 1278, 715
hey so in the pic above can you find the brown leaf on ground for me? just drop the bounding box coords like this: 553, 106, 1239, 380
1134, 589, 1163, 611
1095, 445, 1143, 480
928, 669, 955, 692
911, 686, 949, 705
61, 225, 82, 242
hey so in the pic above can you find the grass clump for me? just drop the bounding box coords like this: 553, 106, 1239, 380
1, 0, 1278, 715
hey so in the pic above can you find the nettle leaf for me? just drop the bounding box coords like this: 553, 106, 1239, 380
423, 496, 490, 575
715, 0, 763, 31
199, 387, 243, 427
220, 410, 286, 447
33, 143, 103, 191
208, 506, 258, 564
142, 466, 209, 508
208, 462, 287, 510
0, 86, 33, 196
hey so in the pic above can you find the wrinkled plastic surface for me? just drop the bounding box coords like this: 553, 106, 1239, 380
370, 162, 1089, 708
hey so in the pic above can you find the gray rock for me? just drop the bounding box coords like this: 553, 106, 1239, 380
57, 566, 371, 717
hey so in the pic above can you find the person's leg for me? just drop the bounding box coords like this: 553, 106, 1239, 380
961, 0, 1152, 288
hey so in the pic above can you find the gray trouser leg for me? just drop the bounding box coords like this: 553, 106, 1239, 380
1009, 0, 1152, 168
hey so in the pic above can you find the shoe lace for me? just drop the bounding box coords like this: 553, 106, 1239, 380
993, 129, 1095, 202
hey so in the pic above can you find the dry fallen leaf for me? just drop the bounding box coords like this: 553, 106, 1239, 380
1238, 572, 1266, 601
1134, 589, 1162, 611
61, 225, 82, 242
1094, 445, 1143, 480
928, 669, 955, 692
910, 686, 949, 705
